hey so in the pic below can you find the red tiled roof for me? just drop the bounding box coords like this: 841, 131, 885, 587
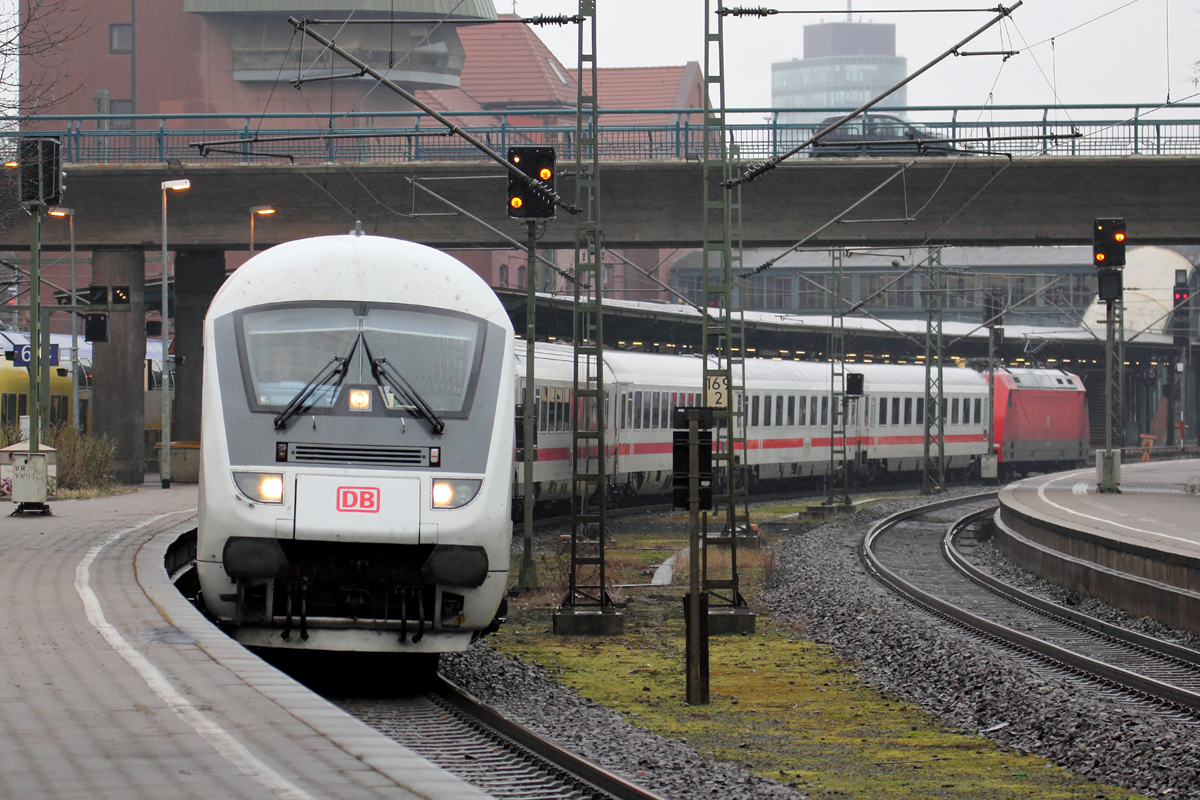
456, 15, 577, 111
413, 87, 500, 125
569, 63, 704, 124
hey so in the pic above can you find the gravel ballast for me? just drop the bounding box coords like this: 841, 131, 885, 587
762, 491, 1200, 799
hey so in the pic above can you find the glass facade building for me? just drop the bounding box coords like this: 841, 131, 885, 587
772, 22, 907, 124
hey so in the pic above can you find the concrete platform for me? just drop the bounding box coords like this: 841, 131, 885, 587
995, 460, 1200, 636
0, 486, 492, 799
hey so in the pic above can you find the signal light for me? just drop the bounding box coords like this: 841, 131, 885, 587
1093, 217, 1126, 269
19, 137, 63, 207
506, 146, 556, 219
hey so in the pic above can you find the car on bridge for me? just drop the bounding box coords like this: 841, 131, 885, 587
810, 113, 970, 157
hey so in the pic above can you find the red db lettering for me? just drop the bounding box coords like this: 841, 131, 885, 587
337, 486, 380, 513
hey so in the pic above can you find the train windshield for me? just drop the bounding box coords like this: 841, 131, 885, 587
239, 303, 485, 414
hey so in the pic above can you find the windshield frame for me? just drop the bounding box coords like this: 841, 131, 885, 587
233, 300, 488, 420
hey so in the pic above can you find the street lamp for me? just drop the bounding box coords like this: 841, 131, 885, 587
47, 207, 78, 429
161, 178, 189, 488
249, 205, 275, 255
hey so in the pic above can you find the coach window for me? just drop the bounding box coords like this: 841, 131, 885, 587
633, 391, 643, 430
651, 391, 661, 429
796, 395, 806, 426
820, 396, 829, 426
891, 397, 901, 426
951, 397, 960, 425
751, 395, 760, 427
879, 396, 888, 426
661, 393, 670, 428
786, 395, 795, 426
916, 397, 924, 425
775, 395, 784, 426
619, 393, 627, 429
810, 396, 819, 428
849, 399, 857, 426
642, 392, 652, 429
763, 396, 772, 428
903, 397, 913, 426
974, 397, 983, 425
671, 392, 678, 413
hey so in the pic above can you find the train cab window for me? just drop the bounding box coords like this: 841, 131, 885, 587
878, 397, 888, 426
916, 397, 925, 425
820, 396, 829, 426
787, 396, 795, 426
763, 396, 772, 427
751, 395, 760, 427
903, 397, 913, 426
891, 397, 900, 426
951, 398, 960, 425
651, 391, 661, 429
974, 397, 983, 425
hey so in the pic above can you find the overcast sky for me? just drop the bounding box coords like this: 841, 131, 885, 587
510, 0, 1197, 114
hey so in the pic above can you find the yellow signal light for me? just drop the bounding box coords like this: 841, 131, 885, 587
1096, 252, 1106, 262
538, 167, 552, 180
1114, 232, 1125, 242
512, 154, 521, 163
510, 196, 523, 209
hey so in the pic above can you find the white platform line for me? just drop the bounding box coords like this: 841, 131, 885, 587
75, 510, 316, 800
1033, 472, 1199, 547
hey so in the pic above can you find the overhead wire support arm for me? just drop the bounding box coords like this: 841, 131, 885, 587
301, 15, 583, 26
726, 0, 1023, 188
287, 16, 579, 216
722, 6, 1006, 14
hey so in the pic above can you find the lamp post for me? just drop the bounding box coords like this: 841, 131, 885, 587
249, 205, 275, 254
161, 178, 189, 488
47, 207, 78, 429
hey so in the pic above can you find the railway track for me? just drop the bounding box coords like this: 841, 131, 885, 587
339, 677, 665, 800
863, 492, 1200, 720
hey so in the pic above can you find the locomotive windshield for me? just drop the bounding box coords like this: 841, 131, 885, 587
238, 303, 485, 415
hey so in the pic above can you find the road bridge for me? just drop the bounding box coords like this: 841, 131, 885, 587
4, 156, 1200, 251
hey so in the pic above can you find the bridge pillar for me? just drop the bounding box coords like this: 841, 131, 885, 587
174, 249, 226, 443
91, 246, 146, 484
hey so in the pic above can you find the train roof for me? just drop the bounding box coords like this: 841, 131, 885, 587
207, 235, 512, 332
996, 367, 1084, 390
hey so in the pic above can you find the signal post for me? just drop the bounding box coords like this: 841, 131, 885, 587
1093, 218, 1126, 493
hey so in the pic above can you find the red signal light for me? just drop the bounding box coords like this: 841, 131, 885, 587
1095, 252, 1106, 262
509, 196, 523, 209
1114, 232, 1125, 242
538, 167, 552, 180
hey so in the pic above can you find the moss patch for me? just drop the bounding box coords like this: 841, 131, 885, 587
496, 513, 1146, 800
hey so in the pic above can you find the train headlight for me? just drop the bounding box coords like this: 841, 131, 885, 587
233, 471, 285, 504
348, 388, 372, 411
431, 478, 481, 509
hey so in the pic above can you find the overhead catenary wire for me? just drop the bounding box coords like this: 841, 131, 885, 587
720, 6, 1005, 15
727, 1, 1023, 187
288, 16, 578, 216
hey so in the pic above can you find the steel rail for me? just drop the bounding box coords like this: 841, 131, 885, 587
431, 676, 668, 800
862, 494, 1200, 713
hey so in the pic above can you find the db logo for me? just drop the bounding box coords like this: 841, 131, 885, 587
337, 486, 380, 513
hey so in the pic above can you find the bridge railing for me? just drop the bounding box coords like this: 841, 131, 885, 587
6, 104, 1200, 164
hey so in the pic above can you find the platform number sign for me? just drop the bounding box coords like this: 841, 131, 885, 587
705, 375, 729, 408
12, 343, 58, 367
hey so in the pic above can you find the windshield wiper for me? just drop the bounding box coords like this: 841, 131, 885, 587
362, 338, 445, 434
273, 335, 360, 430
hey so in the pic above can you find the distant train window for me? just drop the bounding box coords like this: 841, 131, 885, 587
787, 396, 795, 427
642, 391, 652, 429
627, 395, 634, 429
540, 386, 549, 433
620, 393, 627, 430
810, 396, 819, 428
551, 388, 560, 433
850, 400, 858, 426
763, 396, 772, 428
661, 393, 670, 429
974, 397, 983, 424
903, 397, 913, 426
671, 392, 678, 412
797, 395, 807, 426
1012, 377, 1021, 384
634, 391, 643, 430
820, 396, 828, 427
775, 396, 784, 427
17, 393, 26, 420
951, 398, 960, 425
891, 397, 900, 426
0, 392, 15, 426
916, 397, 925, 425
878, 397, 888, 426
651, 392, 661, 429
751, 395, 760, 427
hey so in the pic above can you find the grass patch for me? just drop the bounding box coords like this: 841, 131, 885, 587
496, 513, 1146, 800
